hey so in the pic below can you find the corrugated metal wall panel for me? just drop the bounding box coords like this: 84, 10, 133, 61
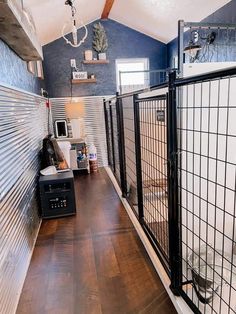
0, 84, 48, 314
50, 96, 111, 167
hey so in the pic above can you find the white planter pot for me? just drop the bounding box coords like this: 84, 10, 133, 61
85, 50, 93, 61
98, 52, 106, 60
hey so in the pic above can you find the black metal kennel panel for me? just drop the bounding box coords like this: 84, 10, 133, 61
120, 94, 139, 216
104, 68, 236, 313
104, 98, 121, 185
176, 68, 236, 313
137, 94, 170, 268
117, 90, 172, 273
104, 100, 113, 168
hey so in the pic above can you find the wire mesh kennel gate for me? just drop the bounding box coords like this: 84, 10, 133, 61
176, 67, 236, 313
104, 66, 236, 314
103, 81, 178, 278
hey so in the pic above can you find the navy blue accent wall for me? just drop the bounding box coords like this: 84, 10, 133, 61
167, 0, 236, 68
43, 19, 167, 97
0, 39, 42, 94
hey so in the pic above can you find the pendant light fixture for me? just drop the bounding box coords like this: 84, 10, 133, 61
62, 0, 88, 48
184, 42, 202, 60
184, 30, 216, 62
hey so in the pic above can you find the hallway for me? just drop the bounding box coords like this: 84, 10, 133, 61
17, 169, 177, 314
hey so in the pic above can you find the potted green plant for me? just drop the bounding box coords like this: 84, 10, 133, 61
92, 22, 108, 60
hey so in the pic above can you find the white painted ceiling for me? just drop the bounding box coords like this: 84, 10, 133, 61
110, 0, 231, 43
23, 0, 105, 45
23, 0, 231, 45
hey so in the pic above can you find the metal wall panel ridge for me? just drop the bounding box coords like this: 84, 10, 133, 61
0, 84, 48, 314
50, 96, 110, 167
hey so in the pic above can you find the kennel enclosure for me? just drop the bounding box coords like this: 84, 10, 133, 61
104, 65, 236, 313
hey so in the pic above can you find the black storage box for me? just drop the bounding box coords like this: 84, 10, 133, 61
39, 170, 76, 219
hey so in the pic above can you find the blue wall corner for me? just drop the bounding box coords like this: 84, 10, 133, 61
43, 19, 167, 97
0, 39, 42, 94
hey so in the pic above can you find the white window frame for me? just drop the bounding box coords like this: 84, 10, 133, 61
115, 58, 149, 92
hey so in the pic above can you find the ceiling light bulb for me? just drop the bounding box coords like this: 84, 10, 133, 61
72, 23, 78, 45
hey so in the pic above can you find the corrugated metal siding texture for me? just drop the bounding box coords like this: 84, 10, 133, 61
0, 84, 48, 314
50, 97, 110, 167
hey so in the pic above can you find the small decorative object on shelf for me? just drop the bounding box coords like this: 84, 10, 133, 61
90, 74, 95, 79
72, 71, 88, 80
93, 22, 108, 60
70, 141, 90, 173
84, 50, 93, 61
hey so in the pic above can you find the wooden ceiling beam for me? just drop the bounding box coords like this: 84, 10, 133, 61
101, 0, 115, 20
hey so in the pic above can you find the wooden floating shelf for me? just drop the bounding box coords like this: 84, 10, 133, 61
72, 79, 97, 84
83, 60, 110, 64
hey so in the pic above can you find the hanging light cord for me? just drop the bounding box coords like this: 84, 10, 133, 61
65, 0, 77, 23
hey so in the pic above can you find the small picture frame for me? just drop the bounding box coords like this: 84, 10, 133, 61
73, 71, 88, 80
55, 120, 68, 138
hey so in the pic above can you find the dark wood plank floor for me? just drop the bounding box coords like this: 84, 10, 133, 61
17, 168, 177, 314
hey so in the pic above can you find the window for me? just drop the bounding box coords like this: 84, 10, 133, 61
116, 58, 149, 93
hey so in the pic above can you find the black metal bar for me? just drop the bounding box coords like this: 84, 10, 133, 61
149, 82, 169, 91
106, 95, 117, 102
135, 94, 166, 102
109, 100, 116, 174
176, 66, 236, 87
167, 71, 182, 295
142, 222, 170, 276
103, 99, 111, 166
117, 82, 168, 99
133, 93, 144, 221
116, 93, 127, 197
178, 290, 202, 314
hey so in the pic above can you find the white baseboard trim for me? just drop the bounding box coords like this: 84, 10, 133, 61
105, 167, 192, 314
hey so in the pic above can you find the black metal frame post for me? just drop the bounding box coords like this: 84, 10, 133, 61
109, 100, 116, 174
167, 71, 182, 295
133, 94, 144, 221
116, 94, 127, 197
103, 99, 111, 166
